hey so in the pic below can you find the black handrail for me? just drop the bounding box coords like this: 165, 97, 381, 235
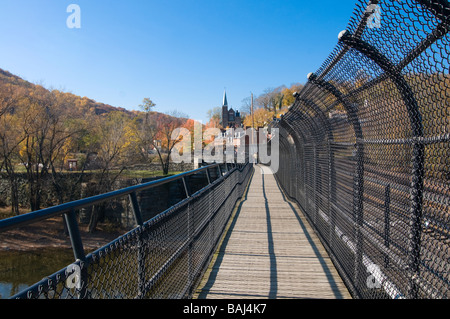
0, 162, 239, 262
5, 161, 252, 299
0, 163, 228, 233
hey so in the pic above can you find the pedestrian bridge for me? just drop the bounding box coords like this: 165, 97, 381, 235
195, 165, 351, 299
0, 0, 448, 299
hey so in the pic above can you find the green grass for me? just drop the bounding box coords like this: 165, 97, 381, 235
6, 164, 185, 179
121, 170, 184, 179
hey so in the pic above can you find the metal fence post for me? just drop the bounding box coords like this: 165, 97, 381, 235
338, 30, 428, 298
206, 168, 211, 184
312, 144, 318, 224
129, 192, 143, 226
182, 177, 191, 198
408, 142, 425, 298
182, 176, 194, 294
63, 209, 87, 298
187, 200, 194, 295
129, 191, 145, 298
354, 140, 365, 291
307, 73, 365, 292
329, 141, 336, 249
384, 184, 391, 268
64, 209, 86, 262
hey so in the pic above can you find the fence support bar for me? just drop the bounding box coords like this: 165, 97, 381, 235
307, 72, 365, 290
64, 209, 86, 262
338, 30, 426, 298
182, 177, 191, 198
129, 192, 143, 226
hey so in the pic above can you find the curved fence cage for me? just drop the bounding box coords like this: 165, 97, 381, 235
272, 0, 449, 299
1, 0, 448, 301
0, 162, 253, 299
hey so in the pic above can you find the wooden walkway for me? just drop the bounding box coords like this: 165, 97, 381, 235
195, 165, 351, 299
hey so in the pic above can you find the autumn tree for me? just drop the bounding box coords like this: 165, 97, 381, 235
139, 98, 156, 113
85, 111, 132, 232
0, 82, 83, 215
242, 108, 275, 128
132, 106, 188, 175
153, 111, 188, 175
14, 86, 81, 211
281, 83, 304, 107
0, 84, 24, 214
206, 107, 222, 128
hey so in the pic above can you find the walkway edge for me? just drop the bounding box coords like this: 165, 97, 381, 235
193, 165, 255, 299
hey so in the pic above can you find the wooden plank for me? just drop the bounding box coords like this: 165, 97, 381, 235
195, 165, 352, 299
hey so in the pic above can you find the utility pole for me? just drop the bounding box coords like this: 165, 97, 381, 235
251, 92, 254, 132
251, 92, 256, 164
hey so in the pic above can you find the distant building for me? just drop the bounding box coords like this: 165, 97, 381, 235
67, 159, 78, 171
221, 90, 241, 129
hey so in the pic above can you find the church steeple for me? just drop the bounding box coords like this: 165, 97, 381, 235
222, 90, 229, 128
220, 90, 241, 129
223, 90, 228, 107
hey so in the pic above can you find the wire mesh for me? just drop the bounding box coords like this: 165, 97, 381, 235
8, 163, 252, 299
272, 0, 449, 299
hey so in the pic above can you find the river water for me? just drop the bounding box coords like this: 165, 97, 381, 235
0, 248, 75, 299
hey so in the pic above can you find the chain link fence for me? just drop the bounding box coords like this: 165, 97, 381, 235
272, 0, 449, 299
3, 163, 252, 299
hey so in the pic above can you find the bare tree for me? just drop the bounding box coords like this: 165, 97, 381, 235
86, 111, 131, 232
240, 96, 253, 117
0, 85, 23, 214
133, 108, 188, 175
13, 86, 80, 211
255, 86, 285, 113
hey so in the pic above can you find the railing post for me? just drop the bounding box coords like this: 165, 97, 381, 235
384, 184, 391, 268
206, 166, 214, 253
206, 168, 211, 184
181, 175, 194, 295
129, 192, 143, 226
128, 191, 145, 298
187, 198, 194, 295
63, 208, 87, 298
182, 177, 191, 198
64, 209, 86, 262
208, 185, 214, 251
353, 140, 365, 291
312, 144, 318, 224
329, 140, 336, 249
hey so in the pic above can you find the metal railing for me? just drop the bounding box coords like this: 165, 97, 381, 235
0, 162, 253, 299
271, 0, 449, 299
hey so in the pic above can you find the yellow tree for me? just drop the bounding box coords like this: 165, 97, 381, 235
86, 111, 132, 232
15, 85, 76, 211
281, 83, 304, 107
0, 84, 25, 214
243, 108, 275, 128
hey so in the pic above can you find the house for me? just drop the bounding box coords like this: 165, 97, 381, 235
67, 159, 78, 171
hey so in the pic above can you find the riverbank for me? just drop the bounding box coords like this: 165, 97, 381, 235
0, 208, 128, 253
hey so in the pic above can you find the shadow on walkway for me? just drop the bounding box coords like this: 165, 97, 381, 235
196, 165, 350, 299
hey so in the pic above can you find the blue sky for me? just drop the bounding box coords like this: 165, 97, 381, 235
0, 0, 356, 123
